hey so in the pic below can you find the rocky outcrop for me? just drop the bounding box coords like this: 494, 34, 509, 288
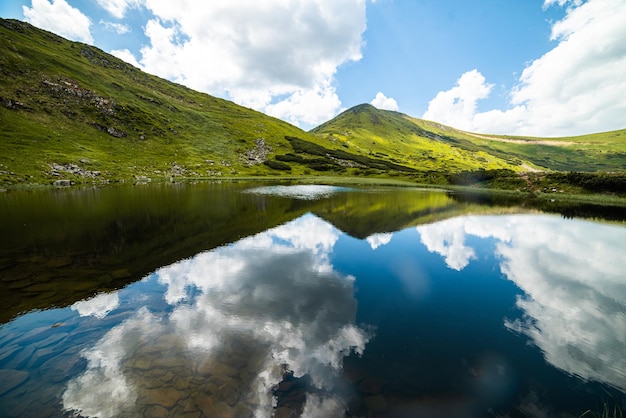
41, 77, 117, 116
1, 96, 30, 111
48, 162, 101, 178
241, 138, 272, 166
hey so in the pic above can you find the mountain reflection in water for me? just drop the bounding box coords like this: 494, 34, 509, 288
1, 184, 625, 417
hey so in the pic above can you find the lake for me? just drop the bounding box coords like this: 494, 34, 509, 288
1, 182, 625, 418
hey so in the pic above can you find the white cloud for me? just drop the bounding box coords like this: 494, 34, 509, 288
422, 69, 493, 131
95, 0, 142, 19
22, 0, 93, 44
110, 48, 141, 68
264, 83, 344, 127
366, 232, 393, 250
423, 0, 626, 136
130, 0, 366, 128
416, 214, 626, 392
99, 20, 131, 35
370, 92, 399, 111
543, 0, 583, 8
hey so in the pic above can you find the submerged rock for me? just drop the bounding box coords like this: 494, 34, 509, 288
0, 369, 29, 396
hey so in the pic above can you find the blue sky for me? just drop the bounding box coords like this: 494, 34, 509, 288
1, 0, 625, 136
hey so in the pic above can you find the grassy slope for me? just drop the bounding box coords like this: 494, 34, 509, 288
312, 105, 626, 173
1, 19, 624, 190
0, 19, 342, 187
310, 104, 531, 173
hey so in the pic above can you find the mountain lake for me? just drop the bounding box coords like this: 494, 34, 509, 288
0, 182, 625, 418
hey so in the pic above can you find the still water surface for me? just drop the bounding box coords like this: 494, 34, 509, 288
0, 183, 625, 417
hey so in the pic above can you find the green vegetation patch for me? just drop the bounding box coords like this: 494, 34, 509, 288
285, 136, 416, 172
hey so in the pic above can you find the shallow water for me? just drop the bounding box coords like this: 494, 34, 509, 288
1, 183, 625, 417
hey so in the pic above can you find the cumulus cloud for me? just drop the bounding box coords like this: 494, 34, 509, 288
370, 92, 399, 111
264, 83, 344, 127
22, 0, 93, 43
366, 232, 393, 250
423, 0, 626, 136
123, 0, 367, 128
422, 69, 493, 131
417, 214, 626, 392
63, 214, 369, 417
99, 20, 131, 34
110, 48, 141, 68
543, 0, 583, 7
95, 0, 142, 19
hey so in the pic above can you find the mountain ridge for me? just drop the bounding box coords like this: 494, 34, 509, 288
1, 18, 625, 190
311, 103, 626, 173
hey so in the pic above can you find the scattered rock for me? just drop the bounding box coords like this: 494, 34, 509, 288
1, 96, 30, 111
170, 162, 187, 176
274, 406, 298, 418
41, 77, 117, 115
217, 381, 240, 406
106, 126, 127, 138
196, 360, 239, 378
144, 405, 169, 418
241, 138, 272, 166
143, 387, 184, 409
48, 162, 101, 179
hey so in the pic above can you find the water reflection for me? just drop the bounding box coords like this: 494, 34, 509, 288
2, 183, 626, 417
62, 214, 369, 417
71, 293, 120, 319
365, 233, 393, 250
245, 185, 350, 200
417, 215, 626, 392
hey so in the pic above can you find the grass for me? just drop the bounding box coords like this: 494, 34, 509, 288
580, 399, 624, 418
312, 104, 626, 173
1, 19, 625, 192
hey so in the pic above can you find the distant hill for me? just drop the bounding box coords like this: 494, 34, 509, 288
311, 104, 626, 173
1, 19, 624, 189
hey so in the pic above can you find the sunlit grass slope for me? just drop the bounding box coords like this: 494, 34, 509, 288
1, 18, 624, 189
310, 104, 531, 173
311, 104, 626, 173
0, 19, 344, 187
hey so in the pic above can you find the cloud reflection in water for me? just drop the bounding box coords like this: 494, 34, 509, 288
71, 292, 120, 319
416, 214, 626, 393
63, 214, 369, 417
365, 232, 393, 250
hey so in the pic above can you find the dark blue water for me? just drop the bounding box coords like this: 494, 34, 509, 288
1, 185, 625, 417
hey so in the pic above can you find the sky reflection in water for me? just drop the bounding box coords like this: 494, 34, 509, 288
416, 215, 626, 393
62, 214, 369, 418
1, 209, 625, 417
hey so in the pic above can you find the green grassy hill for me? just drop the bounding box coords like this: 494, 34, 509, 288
0, 19, 341, 187
1, 18, 624, 190
311, 105, 626, 173
310, 104, 534, 173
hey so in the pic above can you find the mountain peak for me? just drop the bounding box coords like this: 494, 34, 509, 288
348, 103, 377, 113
